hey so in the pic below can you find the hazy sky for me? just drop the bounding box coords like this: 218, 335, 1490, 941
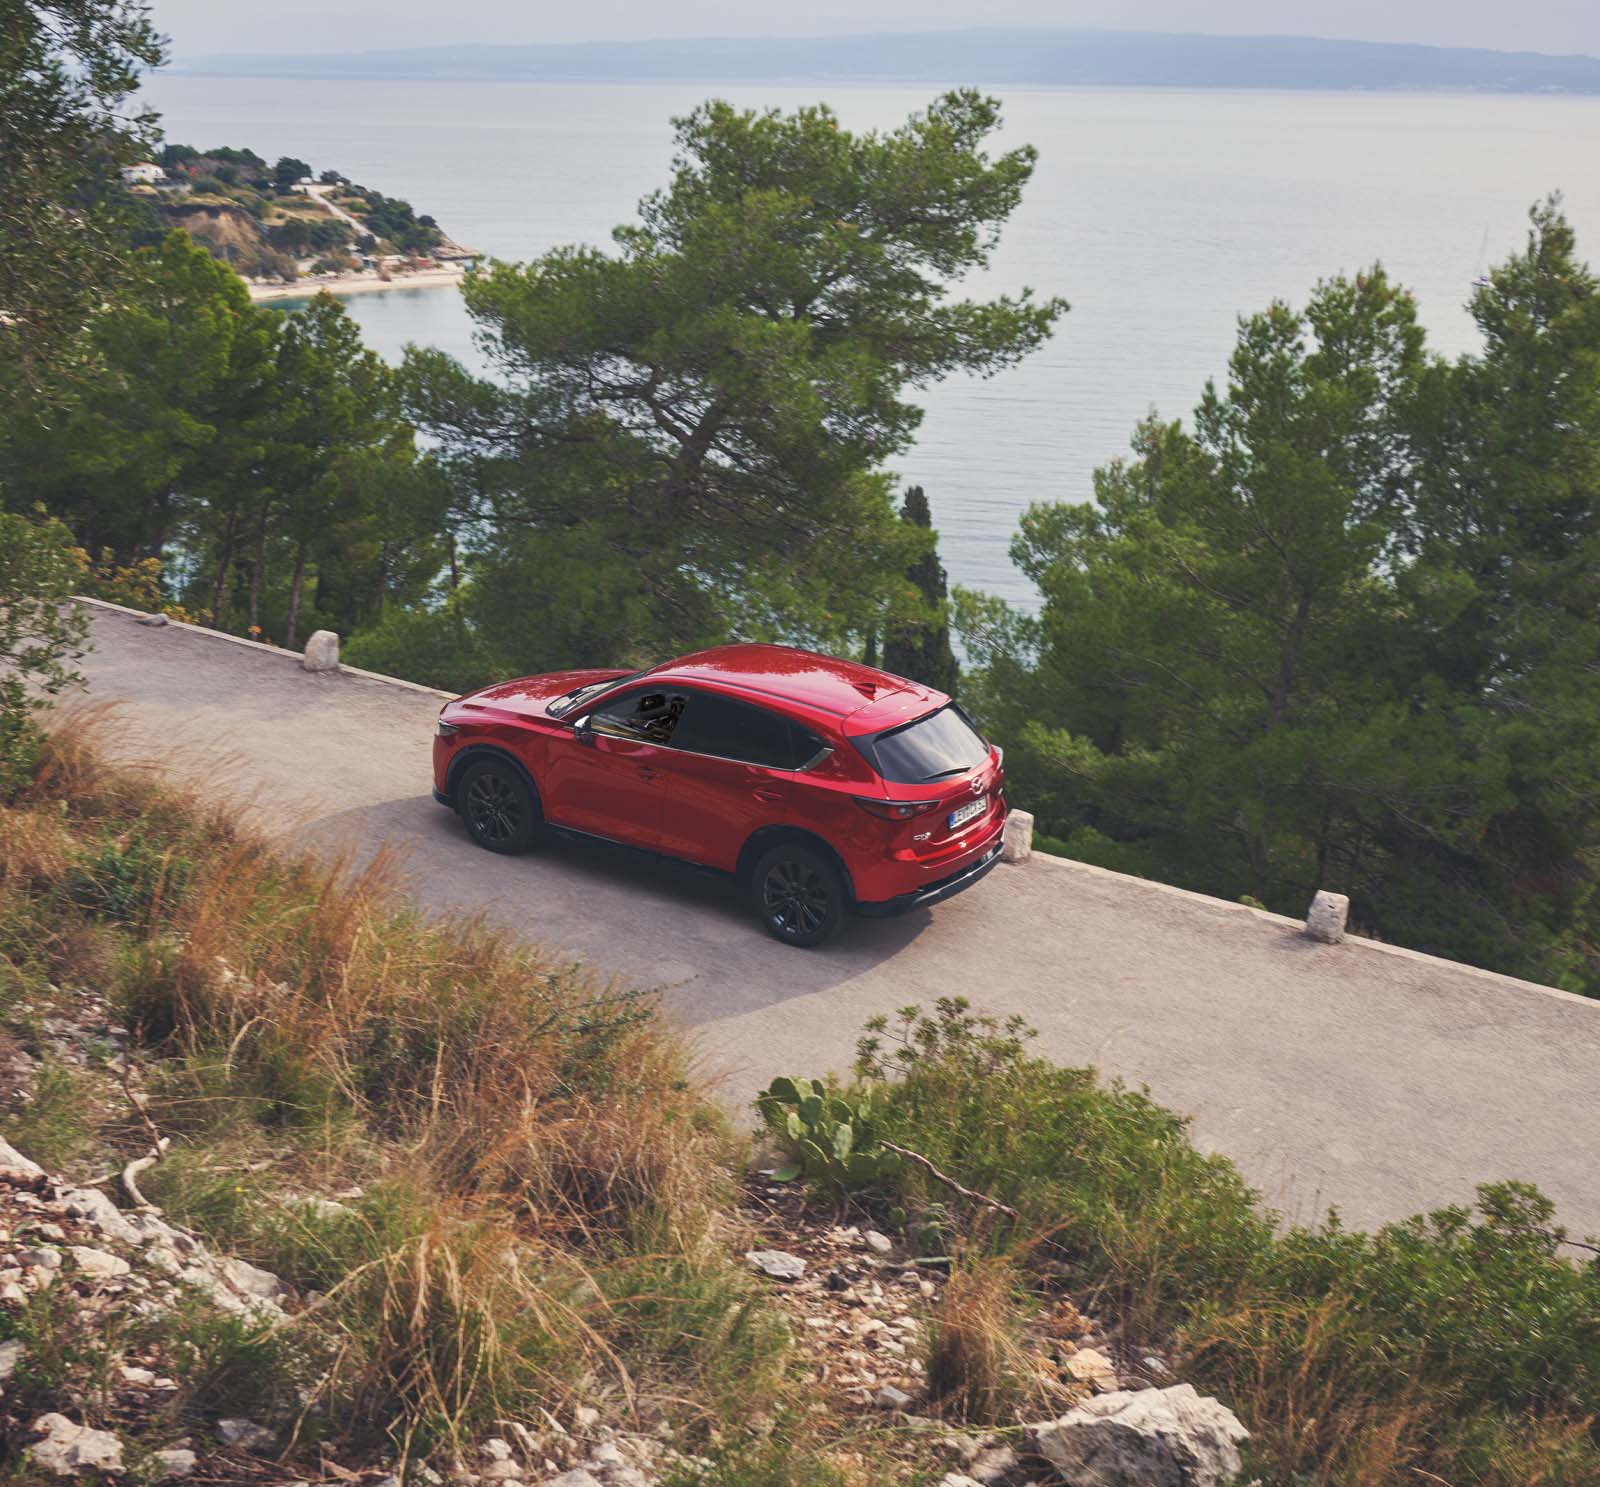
157, 1, 1600, 61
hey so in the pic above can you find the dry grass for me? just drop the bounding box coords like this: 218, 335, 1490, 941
922, 1251, 1034, 1423
0, 712, 793, 1464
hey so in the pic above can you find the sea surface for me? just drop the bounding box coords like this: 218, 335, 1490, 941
145, 75, 1600, 608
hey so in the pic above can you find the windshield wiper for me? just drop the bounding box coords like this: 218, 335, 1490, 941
920, 766, 971, 781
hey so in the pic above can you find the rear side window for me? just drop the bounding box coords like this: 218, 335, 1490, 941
674, 692, 813, 769
858, 703, 989, 783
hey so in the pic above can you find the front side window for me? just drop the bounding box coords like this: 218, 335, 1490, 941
548, 669, 648, 719
858, 703, 989, 783
589, 689, 685, 745
672, 692, 804, 768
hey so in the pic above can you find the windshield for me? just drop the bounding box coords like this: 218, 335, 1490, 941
858, 703, 990, 784
547, 669, 648, 719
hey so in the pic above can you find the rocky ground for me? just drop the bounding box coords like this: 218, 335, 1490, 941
1, 993, 1248, 1487
734, 1177, 1235, 1487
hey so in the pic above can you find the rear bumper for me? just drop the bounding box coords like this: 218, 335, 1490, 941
854, 836, 1005, 918
432, 788, 452, 808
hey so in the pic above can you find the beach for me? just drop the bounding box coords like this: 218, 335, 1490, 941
247, 264, 468, 303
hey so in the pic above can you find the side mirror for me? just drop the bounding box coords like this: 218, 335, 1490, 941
573, 715, 597, 747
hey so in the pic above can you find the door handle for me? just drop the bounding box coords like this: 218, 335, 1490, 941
752, 786, 785, 803
638, 766, 660, 781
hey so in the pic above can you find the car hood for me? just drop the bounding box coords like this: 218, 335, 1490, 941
455, 669, 630, 721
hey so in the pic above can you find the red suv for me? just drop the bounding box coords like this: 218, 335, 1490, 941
431, 643, 1007, 946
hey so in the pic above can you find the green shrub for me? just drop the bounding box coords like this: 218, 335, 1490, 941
152, 1299, 308, 1421
344, 603, 506, 693
67, 828, 192, 923
0, 1287, 128, 1418
844, 1000, 1600, 1484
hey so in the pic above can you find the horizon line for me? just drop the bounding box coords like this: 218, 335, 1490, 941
169, 24, 1600, 70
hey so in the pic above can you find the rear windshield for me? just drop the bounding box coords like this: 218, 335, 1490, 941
858, 703, 989, 784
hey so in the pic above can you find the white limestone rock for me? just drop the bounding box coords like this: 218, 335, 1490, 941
153, 1447, 197, 1480
68, 1245, 131, 1279
28, 1414, 126, 1476
220, 1255, 285, 1302
1032, 1383, 1249, 1487
1063, 1344, 1120, 1392
0, 1137, 44, 1178
746, 1248, 806, 1280
0, 1338, 26, 1381
56, 1187, 144, 1246
215, 1418, 275, 1451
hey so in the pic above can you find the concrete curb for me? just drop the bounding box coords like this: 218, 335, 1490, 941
1025, 847, 1600, 1012
70, 596, 457, 701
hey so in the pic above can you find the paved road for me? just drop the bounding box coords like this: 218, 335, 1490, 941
70, 604, 1600, 1237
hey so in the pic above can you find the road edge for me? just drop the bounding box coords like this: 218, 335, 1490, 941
71, 595, 456, 700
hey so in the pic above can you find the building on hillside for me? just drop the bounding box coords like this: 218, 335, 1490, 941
120, 162, 166, 186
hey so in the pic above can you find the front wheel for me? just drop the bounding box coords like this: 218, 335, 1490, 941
457, 757, 541, 854
751, 843, 845, 948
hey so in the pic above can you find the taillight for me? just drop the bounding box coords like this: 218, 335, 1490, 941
853, 796, 941, 821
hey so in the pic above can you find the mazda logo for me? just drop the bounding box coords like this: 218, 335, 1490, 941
970, 775, 986, 795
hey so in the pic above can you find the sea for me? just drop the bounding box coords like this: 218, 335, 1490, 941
144, 75, 1600, 609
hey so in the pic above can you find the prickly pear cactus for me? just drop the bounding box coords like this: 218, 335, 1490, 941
757, 1076, 901, 1191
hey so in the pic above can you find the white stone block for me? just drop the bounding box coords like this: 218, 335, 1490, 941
1002, 809, 1034, 864
1305, 890, 1350, 943
302, 630, 340, 672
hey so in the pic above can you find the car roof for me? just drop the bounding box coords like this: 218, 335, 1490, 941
647, 643, 944, 733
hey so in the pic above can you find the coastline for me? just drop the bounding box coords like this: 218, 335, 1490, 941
247, 266, 467, 303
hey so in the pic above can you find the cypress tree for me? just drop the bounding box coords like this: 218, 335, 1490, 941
883, 486, 961, 696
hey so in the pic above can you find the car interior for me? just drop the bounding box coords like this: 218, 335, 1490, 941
592, 690, 685, 744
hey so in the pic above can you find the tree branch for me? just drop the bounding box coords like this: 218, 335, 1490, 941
879, 1141, 1020, 1221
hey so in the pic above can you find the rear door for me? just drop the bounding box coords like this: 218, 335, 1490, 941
656, 691, 815, 870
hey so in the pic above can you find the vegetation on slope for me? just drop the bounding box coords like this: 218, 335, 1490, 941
1, 235, 448, 651
0, 717, 823, 1479
765, 1001, 1600, 1486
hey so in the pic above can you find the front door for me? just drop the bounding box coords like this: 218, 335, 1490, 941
542, 687, 684, 848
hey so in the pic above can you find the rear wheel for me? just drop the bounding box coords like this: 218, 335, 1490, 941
752, 843, 844, 948
457, 757, 541, 854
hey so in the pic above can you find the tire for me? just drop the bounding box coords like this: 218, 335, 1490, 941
751, 842, 845, 948
456, 756, 541, 855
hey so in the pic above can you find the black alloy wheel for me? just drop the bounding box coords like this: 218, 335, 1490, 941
458, 758, 540, 854
753, 843, 844, 948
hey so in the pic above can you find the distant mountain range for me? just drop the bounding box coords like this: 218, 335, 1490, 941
174, 26, 1600, 93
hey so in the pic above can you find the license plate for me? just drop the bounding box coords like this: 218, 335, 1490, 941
948, 796, 986, 830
